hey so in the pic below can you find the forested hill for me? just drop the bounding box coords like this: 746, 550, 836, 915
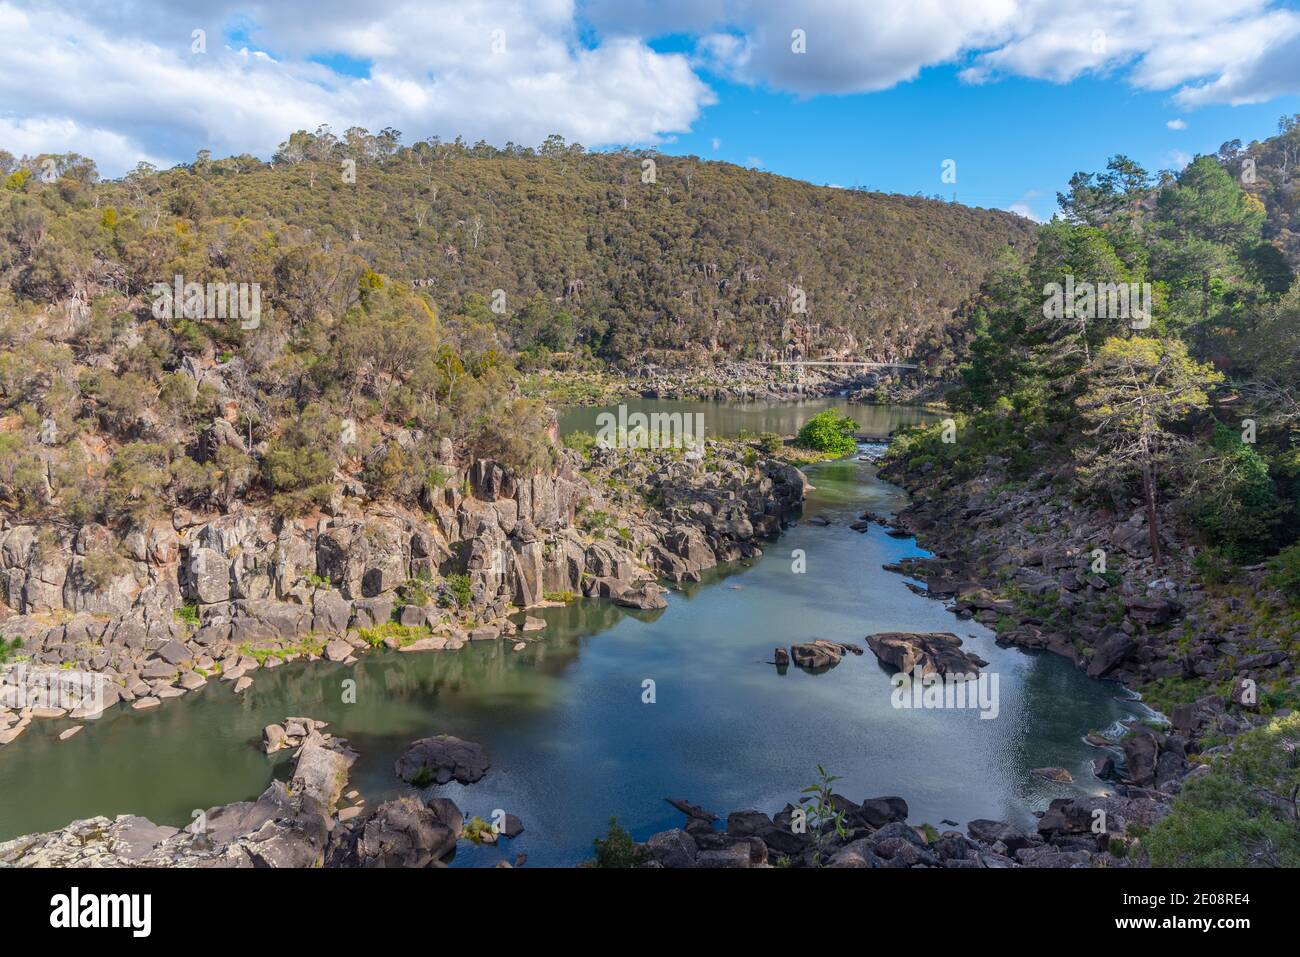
0, 130, 1034, 364
1217, 116, 1300, 267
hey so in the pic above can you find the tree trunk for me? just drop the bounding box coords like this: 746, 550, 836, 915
1141, 460, 1162, 566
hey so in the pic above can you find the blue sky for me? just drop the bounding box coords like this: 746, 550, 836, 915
5, 0, 1300, 222
660, 68, 1300, 220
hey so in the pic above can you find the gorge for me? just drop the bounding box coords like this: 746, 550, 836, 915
0, 401, 1149, 866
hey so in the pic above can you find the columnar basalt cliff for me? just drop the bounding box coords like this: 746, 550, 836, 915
0, 441, 807, 742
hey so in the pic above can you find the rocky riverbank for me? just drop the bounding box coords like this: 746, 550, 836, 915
0, 720, 506, 868
526, 359, 940, 406
635, 787, 1170, 868
0, 440, 807, 745
866, 447, 1299, 863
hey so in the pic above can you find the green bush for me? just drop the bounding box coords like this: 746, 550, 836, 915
1191, 546, 1238, 586
795, 410, 858, 457
443, 573, 473, 609
591, 817, 644, 868
563, 430, 597, 454
0, 636, 23, 664
357, 621, 430, 648
398, 573, 436, 606
262, 405, 338, 514
1178, 425, 1281, 561
173, 602, 201, 627
104, 442, 170, 524
81, 549, 129, 590
758, 431, 783, 454
464, 815, 494, 844
1144, 713, 1300, 867
1265, 544, 1300, 605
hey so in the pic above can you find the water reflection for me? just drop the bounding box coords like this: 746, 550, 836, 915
0, 403, 1142, 866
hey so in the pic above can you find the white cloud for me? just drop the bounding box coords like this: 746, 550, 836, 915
1006, 188, 1046, 221
595, 0, 1300, 107
0, 0, 714, 175
5, 0, 1300, 177
1166, 118, 1188, 129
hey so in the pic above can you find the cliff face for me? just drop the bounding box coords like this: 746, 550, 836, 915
0, 442, 806, 740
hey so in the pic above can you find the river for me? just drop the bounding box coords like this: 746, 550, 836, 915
0, 400, 1144, 865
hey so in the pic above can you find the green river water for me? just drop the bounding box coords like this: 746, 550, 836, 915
0, 400, 1144, 865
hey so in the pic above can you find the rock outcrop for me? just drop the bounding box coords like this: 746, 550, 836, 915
0, 440, 805, 740
394, 734, 490, 786
865, 632, 988, 676
636, 786, 1168, 868
0, 718, 371, 867
0, 721, 478, 869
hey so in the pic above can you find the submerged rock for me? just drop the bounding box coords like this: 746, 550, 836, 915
1030, 767, 1074, 783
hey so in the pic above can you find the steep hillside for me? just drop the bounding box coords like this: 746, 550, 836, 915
0, 131, 1034, 364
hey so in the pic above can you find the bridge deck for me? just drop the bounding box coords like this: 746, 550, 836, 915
768, 360, 919, 370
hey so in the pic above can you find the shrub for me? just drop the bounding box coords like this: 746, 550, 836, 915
591, 817, 643, 868
795, 410, 858, 457
563, 430, 597, 455
0, 636, 23, 664
264, 440, 333, 492
758, 431, 783, 455
467, 398, 557, 474
174, 602, 201, 627
357, 622, 430, 648
1265, 544, 1300, 605
464, 816, 494, 844
104, 443, 170, 524
1191, 546, 1237, 586
399, 573, 436, 607
1144, 714, 1300, 867
1178, 425, 1282, 561
262, 405, 338, 513
442, 573, 473, 609
80, 549, 129, 590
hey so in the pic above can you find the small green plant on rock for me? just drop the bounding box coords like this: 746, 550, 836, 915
0, 636, 23, 664
357, 622, 430, 648
442, 573, 473, 609
81, 549, 129, 591
801, 764, 849, 866
465, 815, 495, 844
408, 766, 435, 788
174, 603, 201, 628
591, 816, 644, 868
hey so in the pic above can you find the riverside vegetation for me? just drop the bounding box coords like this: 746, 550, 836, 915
869, 135, 1300, 868
2, 122, 1300, 867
